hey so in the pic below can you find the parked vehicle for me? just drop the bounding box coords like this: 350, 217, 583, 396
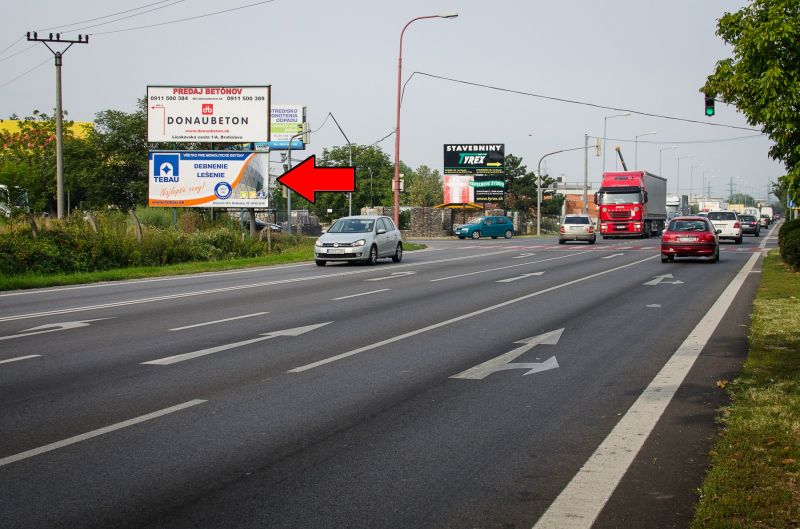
738, 214, 760, 236
661, 216, 720, 263
314, 215, 402, 266
707, 210, 743, 244
558, 214, 596, 244
595, 171, 667, 239
454, 215, 514, 239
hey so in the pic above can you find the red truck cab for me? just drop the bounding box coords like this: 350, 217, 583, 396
595, 171, 667, 239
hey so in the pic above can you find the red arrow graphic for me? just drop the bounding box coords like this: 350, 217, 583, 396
276, 155, 355, 203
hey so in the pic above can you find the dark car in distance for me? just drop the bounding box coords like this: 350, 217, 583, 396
454, 216, 514, 239
661, 216, 720, 263
738, 214, 760, 236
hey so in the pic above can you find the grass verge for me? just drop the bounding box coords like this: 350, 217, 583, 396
0, 240, 427, 291
692, 249, 800, 529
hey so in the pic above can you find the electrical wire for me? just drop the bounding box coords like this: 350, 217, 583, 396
36, 0, 178, 32
0, 36, 24, 58
91, 0, 276, 35
0, 57, 50, 89
0, 44, 37, 64
61, 0, 187, 34
596, 134, 765, 145
408, 71, 763, 132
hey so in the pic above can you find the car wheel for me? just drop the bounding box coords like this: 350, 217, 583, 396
458, 236, 466, 239
708, 251, 717, 263
366, 245, 378, 265
491, 236, 498, 239
735, 236, 743, 244
589, 238, 596, 245
504, 230, 513, 239
315, 260, 326, 267
558, 239, 566, 245
661, 254, 669, 263
391, 243, 403, 263
471, 231, 481, 240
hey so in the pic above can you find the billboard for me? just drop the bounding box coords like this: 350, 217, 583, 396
443, 144, 505, 203
148, 151, 269, 208
147, 85, 271, 143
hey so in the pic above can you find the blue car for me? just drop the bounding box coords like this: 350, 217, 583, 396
455, 215, 515, 239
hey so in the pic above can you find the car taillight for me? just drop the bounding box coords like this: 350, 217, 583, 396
588, 226, 594, 233
702, 233, 716, 242
734, 222, 740, 228
559, 226, 565, 233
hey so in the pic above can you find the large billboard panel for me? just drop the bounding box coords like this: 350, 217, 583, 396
147, 85, 271, 143
148, 151, 269, 208
443, 144, 505, 203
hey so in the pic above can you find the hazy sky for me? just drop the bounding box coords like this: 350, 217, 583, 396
1, 0, 784, 202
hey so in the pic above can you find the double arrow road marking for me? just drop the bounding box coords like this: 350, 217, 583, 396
451, 329, 563, 380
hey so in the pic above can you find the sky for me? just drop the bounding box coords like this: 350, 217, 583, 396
0, 0, 785, 203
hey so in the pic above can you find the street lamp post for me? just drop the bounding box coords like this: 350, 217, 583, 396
634, 130, 657, 169
676, 154, 694, 197
689, 163, 703, 202
602, 113, 630, 172
393, 12, 458, 227
659, 146, 677, 178
536, 145, 591, 236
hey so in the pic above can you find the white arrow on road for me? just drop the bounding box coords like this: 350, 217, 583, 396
142, 322, 333, 365
0, 318, 110, 342
601, 253, 625, 259
451, 328, 563, 380
643, 274, 684, 286
496, 271, 545, 283
513, 253, 536, 259
364, 271, 417, 282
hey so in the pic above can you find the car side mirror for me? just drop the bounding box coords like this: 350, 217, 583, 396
377, 228, 387, 235
643, 191, 649, 203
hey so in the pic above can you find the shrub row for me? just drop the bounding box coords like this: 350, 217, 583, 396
0, 213, 296, 276
779, 218, 800, 271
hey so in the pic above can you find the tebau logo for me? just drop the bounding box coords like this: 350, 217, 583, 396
153, 154, 180, 177
214, 182, 233, 200
202, 104, 214, 115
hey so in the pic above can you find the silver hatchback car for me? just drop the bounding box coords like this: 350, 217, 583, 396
315, 215, 403, 266
559, 214, 596, 244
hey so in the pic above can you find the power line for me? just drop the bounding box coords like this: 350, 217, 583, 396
595, 134, 765, 145
0, 44, 37, 64
0, 57, 50, 89
61, 0, 187, 34
91, 0, 277, 35
409, 71, 762, 132
36, 0, 178, 32
0, 36, 24, 58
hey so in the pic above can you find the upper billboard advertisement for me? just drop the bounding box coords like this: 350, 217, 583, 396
147, 85, 271, 143
443, 144, 505, 203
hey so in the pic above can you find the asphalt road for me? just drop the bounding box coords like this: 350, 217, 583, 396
0, 226, 778, 529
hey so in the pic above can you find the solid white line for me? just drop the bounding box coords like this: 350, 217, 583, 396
0, 355, 41, 364
169, 312, 268, 331
332, 289, 390, 301
288, 255, 657, 373
532, 251, 760, 529
0, 399, 206, 468
430, 252, 586, 282
0, 250, 518, 323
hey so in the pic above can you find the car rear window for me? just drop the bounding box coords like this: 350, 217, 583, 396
739, 215, 755, 222
668, 220, 710, 232
708, 212, 736, 221
564, 217, 591, 224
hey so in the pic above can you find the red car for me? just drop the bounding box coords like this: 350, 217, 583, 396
661, 216, 720, 263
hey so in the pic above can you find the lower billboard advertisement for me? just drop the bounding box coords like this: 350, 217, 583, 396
148, 151, 269, 208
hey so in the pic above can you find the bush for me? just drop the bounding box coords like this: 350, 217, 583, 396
778, 218, 800, 251
781, 228, 800, 271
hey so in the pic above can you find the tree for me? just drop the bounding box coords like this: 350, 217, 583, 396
502, 153, 562, 216
702, 0, 800, 202
406, 165, 442, 207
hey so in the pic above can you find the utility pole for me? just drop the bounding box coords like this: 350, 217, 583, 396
27, 32, 89, 220
583, 133, 589, 214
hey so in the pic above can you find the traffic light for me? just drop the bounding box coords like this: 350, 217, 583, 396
704, 95, 715, 117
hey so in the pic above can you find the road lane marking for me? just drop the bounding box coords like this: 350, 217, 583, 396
0, 319, 110, 341
532, 251, 761, 529
169, 312, 269, 331
364, 271, 416, 282
643, 274, 684, 286
0, 250, 518, 323
451, 329, 563, 380
0, 399, 207, 468
496, 272, 545, 283
144, 323, 332, 365
0, 355, 41, 365
332, 289, 390, 301
288, 255, 657, 373
430, 252, 586, 283
601, 253, 624, 259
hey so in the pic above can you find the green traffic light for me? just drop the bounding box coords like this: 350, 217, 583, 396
705, 107, 715, 116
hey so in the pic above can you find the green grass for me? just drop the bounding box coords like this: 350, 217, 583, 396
692, 249, 800, 529
0, 240, 427, 291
